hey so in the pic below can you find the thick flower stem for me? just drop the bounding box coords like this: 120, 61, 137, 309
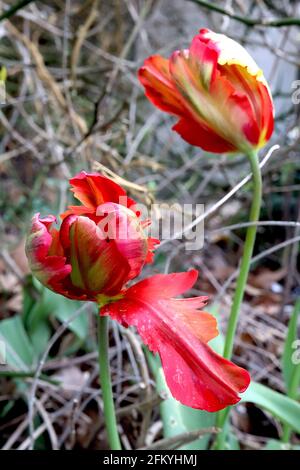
98, 315, 121, 450
215, 149, 262, 449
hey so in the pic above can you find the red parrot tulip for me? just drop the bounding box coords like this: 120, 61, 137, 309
26, 172, 157, 301
138, 28, 274, 154
26, 171, 250, 411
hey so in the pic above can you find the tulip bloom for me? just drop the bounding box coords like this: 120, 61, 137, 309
26, 172, 156, 301
26, 171, 250, 411
138, 28, 274, 153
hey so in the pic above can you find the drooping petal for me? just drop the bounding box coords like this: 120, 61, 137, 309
101, 271, 250, 411
25, 214, 71, 292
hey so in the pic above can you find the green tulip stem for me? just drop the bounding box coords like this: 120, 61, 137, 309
98, 315, 121, 450
216, 149, 262, 449
223, 149, 262, 360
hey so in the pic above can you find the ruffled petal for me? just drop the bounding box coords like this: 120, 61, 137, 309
61, 172, 137, 219
101, 270, 250, 411
25, 214, 71, 292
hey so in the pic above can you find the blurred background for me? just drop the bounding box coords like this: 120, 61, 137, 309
0, 0, 300, 450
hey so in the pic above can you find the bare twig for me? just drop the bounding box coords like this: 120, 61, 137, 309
140, 427, 219, 450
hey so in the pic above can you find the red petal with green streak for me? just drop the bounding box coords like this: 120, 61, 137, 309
101, 270, 250, 411
187, 29, 273, 148
66, 215, 131, 296
96, 202, 152, 280
188, 33, 219, 89
25, 214, 71, 292
138, 55, 185, 115
219, 63, 274, 147
138, 53, 234, 152
169, 48, 259, 152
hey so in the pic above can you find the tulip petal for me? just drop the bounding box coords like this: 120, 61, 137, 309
173, 116, 235, 153
219, 62, 274, 148
138, 55, 185, 115
25, 214, 71, 291
170, 49, 260, 152
96, 202, 155, 279
145, 237, 160, 263
198, 28, 274, 148
199, 28, 263, 80
101, 271, 250, 411
189, 33, 219, 90
61, 172, 137, 220
66, 215, 131, 296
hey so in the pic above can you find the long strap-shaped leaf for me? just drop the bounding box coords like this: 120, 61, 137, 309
241, 381, 300, 434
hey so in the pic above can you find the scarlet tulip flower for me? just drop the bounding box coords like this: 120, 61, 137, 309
26, 172, 157, 301
26, 171, 250, 411
138, 28, 274, 153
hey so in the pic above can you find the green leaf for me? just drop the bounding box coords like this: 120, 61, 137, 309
0, 316, 35, 369
52, 294, 88, 341
264, 439, 300, 450
29, 322, 51, 356
241, 381, 300, 433
146, 351, 214, 450
282, 298, 300, 394
24, 278, 89, 343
